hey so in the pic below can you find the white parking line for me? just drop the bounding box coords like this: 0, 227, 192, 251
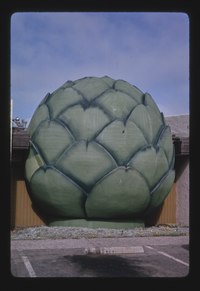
146, 246, 189, 267
21, 255, 37, 277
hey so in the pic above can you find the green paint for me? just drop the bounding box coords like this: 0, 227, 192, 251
25, 76, 175, 227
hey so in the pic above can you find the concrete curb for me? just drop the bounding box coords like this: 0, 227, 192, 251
84, 246, 144, 255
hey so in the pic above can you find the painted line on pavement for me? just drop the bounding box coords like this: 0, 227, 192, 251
21, 255, 37, 277
146, 245, 189, 267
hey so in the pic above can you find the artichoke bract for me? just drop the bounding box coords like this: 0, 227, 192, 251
25, 76, 175, 227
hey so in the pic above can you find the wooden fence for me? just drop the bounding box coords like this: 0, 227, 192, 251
11, 130, 188, 228
11, 173, 177, 228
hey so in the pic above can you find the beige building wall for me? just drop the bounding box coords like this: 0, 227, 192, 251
176, 163, 189, 226
165, 114, 189, 226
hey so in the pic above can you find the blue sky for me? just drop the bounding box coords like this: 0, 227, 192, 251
11, 12, 189, 121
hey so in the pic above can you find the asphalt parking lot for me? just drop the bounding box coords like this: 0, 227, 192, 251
11, 236, 189, 278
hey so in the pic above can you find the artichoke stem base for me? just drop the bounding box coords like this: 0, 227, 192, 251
48, 218, 145, 229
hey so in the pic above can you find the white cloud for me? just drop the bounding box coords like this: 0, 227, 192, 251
11, 12, 189, 119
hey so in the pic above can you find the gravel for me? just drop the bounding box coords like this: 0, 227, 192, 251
11, 225, 189, 240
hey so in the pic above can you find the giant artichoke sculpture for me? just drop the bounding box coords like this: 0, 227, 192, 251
25, 76, 175, 227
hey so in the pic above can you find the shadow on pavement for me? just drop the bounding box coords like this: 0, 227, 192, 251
64, 254, 150, 277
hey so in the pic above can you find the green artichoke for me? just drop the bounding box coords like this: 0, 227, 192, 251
25, 76, 175, 227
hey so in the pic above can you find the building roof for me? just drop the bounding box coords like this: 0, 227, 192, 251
165, 114, 189, 138
11, 115, 189, 161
